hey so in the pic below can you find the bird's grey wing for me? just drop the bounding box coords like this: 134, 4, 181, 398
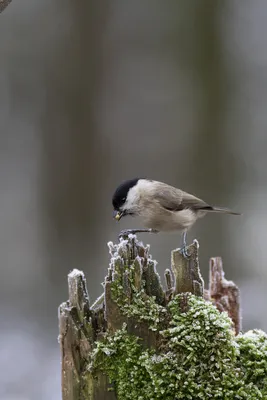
154, 186, 211, 212
153, 187, 183, 211
180, 192, 211, 211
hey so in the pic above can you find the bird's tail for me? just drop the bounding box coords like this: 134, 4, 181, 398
206, 206, 241, 216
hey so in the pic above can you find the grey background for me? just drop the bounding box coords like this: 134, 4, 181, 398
1, 1, 267, 399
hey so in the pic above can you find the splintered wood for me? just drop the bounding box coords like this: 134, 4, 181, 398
209, 257, 241, 334
59, 235, 241, 400
171, 240, 204, 297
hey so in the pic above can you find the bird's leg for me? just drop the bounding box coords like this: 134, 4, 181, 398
180, 231, 190, 258
182, 231, 187, 248
119, 228, 158, 239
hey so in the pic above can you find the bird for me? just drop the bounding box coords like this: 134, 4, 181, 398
112, 178, 240, 257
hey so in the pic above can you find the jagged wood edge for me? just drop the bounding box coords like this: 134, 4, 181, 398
59, 269, 115, 400
171, 240, 204, 298
209, 257, 241, 334
59, 237, 241, 399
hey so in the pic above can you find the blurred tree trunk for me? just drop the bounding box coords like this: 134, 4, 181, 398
175, 1, 233, 260
192, 1, 230, 222
41, 1, 110, 295
192, 2, 240, 272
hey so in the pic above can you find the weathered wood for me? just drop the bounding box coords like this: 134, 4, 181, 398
0, 0, 12, 13
171, 239, 204, 297
142, 258, 165, 305
59, 235, 241, 399
105, 237, 160, 348
59, 269, 115, 400
59, 269, 92, 400
209, 257, 241, 334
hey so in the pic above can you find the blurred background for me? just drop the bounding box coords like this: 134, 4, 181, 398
1, 0, 267, 398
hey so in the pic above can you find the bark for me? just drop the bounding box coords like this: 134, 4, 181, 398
59, 235, 241, 399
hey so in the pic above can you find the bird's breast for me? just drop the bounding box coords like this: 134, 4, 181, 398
140, 208, 198, 232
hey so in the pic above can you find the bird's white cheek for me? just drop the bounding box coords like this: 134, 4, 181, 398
122, 192, 140, 214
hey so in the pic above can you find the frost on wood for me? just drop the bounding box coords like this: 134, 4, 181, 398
209, 257, 241, 334
59, 235, 244, 400
171, 239, 203, 299
59, 269, 115, 400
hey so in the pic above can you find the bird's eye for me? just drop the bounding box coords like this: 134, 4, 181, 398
122, 197, 126, 201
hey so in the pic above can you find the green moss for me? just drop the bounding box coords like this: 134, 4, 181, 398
236, 330, 267, 395
110, 262, 167, 331
90, 294, 267, 399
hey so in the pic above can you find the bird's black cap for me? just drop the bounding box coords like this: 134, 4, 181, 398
112, 178, 140, 210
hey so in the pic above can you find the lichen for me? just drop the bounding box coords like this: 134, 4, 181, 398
110, 262, 167, 331
236, 330, 267, 395
90, 294, 267, 399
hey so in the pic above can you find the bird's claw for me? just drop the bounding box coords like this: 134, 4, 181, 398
118, 229, 134, 238
118, 228, 158, 239
180, 246, 190, 259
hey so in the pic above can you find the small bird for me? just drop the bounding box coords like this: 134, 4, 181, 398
112, 178, 240, 256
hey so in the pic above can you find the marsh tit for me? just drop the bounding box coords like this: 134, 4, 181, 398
112, 178, 240, 256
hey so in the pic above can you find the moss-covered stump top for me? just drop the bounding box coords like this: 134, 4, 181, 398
60, 235, 262, 400
91, 293, 267, 399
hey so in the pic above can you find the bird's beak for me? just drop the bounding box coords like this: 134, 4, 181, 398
113, 210, 123, 221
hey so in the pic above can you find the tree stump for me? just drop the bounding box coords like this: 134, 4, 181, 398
60, 235, 265, 400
